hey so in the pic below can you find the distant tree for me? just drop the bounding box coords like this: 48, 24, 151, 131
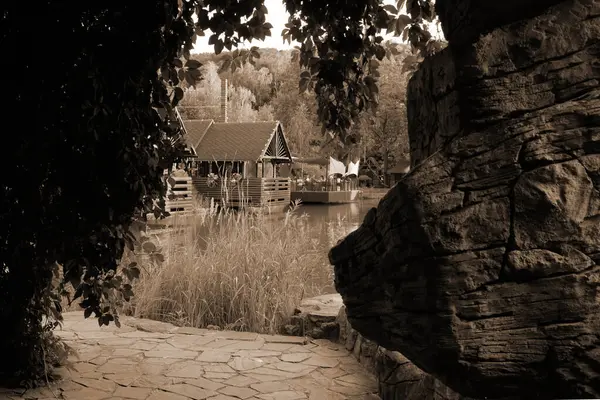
256, 104, 275, 122
178, 62, 222, 120
358, 45, 412, 184
225, 64, 274, 107
179, 61, 274, 122
227, 85, 258, 122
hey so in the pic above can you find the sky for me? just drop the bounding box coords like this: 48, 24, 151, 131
192, 0, 443, 53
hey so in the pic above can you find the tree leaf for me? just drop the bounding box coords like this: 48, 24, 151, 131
299, 77, 310, 93
185, 59, 201, 69
160, 66, 170, 81
173, 87, 184, 103
72, 284, 84, 302
129, 266, 141, 280
387, 17, 397, 33
383, 4, 398, 14
396, 15, 412, 34
218, 58, 232, 73
215, 40, 224, 55
375, 46, 386, 61
142, 241, 156, 253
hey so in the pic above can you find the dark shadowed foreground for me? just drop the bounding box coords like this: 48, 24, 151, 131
330, 0, 600, 398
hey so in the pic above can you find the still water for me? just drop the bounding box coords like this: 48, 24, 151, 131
294, 200, 377, 248
270, 200, 379, 294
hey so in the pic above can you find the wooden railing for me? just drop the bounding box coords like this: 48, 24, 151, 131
290, 179, 358, 192
261, 178, 291, 207
165, 175, 194, 214
193, 177, 290, 209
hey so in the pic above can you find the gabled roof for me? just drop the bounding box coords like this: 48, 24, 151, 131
185, 121, 292, 162
182, 119, 214, 150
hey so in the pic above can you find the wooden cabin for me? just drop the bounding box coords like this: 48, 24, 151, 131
182, 119, 293, 209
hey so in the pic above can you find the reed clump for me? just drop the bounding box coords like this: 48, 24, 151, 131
126, 204, 332, 334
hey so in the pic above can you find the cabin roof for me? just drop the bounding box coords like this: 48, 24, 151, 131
182, 119, 214, 150
184, 121, 292, 162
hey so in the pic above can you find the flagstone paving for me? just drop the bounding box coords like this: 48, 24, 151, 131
3, 312, 379, 400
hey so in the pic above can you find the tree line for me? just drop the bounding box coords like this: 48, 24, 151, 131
178, 44, 415, 179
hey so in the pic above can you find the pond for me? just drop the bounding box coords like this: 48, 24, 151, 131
292, 201, 378, 294
147, 199, 380, 295
294, 200, 377, 245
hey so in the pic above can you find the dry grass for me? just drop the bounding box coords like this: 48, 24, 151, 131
123, 205, 333, 334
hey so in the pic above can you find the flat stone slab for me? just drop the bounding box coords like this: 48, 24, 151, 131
296, 294, 343, 319
4, 312, 378, 400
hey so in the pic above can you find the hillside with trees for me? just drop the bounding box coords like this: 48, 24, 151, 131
178, 44, 414, 179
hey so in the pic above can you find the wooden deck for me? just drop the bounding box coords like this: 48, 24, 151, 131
193, 177, 290, 210
290, 189, 360, 204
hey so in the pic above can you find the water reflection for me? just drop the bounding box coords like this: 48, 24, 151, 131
295, 201, 377, 249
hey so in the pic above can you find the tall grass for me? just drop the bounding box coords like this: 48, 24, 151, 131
125, 205, 333, 334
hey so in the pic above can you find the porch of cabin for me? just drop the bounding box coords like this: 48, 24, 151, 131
189, 159, 291, 209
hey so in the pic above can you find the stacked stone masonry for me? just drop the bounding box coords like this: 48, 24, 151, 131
337, 306, 462, 400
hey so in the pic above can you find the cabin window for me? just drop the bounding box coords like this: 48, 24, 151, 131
196, 161, 209, 176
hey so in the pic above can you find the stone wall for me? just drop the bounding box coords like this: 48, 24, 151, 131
330, 0, 600, 398
406, 48, 458, 167
337, 306, 462, 400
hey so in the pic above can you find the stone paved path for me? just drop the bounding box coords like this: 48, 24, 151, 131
3, 312, 379, 400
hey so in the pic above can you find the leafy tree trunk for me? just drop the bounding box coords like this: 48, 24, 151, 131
330, 0, 600, 398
